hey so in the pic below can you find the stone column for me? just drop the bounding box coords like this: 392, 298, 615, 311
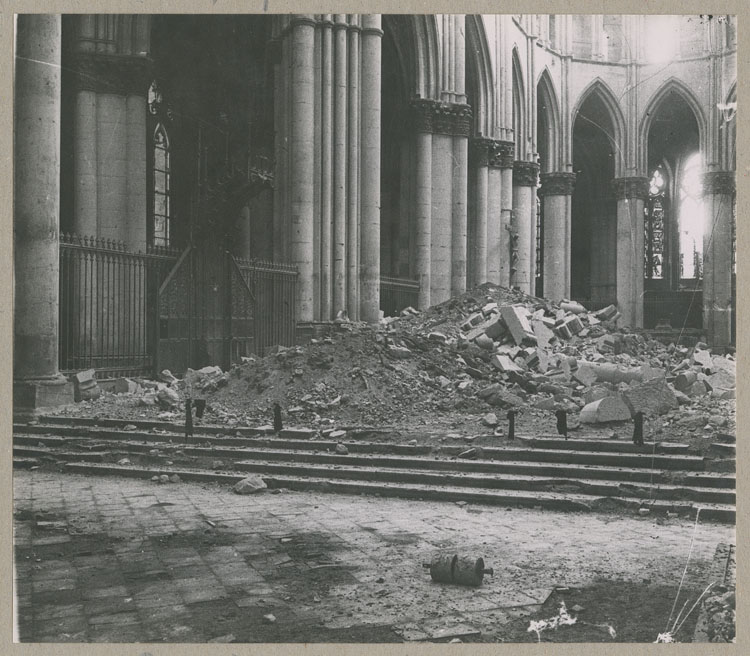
486, 144, 503, 285
497, 141, 515, 287
319, 15, 333, 320
289, 16, 317, 322
613, 177, 648, 328
359, 15, 382, 323
470, 139, 490, 286
412, 101, 433, 310
332, 15, 348, 316
539, 172, 576, 301
451, 106, 471, 297
346, 17, 361, 320
512, 161, 539, 295
14, 15, 74, 411
702, 172, 735, 346
431, 114, 453, 305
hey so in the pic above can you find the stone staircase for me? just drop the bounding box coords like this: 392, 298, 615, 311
13, 415, 735, 522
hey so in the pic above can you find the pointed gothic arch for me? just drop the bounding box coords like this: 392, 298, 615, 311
572, 78, 626, 177
639, 77, 707, 173
512, 47, 525, 159
536, 67, 561, 172
466, 15, 495, 137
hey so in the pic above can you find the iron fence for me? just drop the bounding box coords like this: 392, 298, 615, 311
380, 276, 420, 317
59, 234, 178, 378
236, 258, 298, 354
643, 289, 703, 330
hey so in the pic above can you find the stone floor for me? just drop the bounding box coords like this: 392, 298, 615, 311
12, 469, 734, 643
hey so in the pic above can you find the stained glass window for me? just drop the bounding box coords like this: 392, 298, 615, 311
152, 123, 171, 248
645, 168, 666, 279
678, 153, 703, 280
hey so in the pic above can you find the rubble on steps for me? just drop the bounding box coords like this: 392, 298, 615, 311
54, 283, 735, 454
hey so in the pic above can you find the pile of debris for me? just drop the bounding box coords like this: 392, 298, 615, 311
58, 283, 735, 447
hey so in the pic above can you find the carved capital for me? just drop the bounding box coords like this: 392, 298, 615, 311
469, 137, 494, 167
65, 52, 152, 97
702, 171, 736, 196
409, 99, 472, 136
612, 176, 649, 200
539, 172, 577, 196
513, 160, 539, 187
491, 140, 515, 169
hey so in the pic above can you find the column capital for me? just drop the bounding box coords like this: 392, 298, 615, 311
469, 137, 494, 167
491, 140, 515, 169
703, 171, 736, 196
409, 99, 472, 137
539, 172, 577, 196
289, 15, 318, 30
612, 176, 649, 200
513, 160, 539, 187
65, 52, 153, 97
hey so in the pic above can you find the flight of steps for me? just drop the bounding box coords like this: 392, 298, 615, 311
13, 415, 735, 522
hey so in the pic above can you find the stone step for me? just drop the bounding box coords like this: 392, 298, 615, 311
53, 461, 735, 522
14, 425, 707, 470
15, 434, 725, 489
228, 459, 734, 505
13, 443, 733, 504
517, 436, 690, 454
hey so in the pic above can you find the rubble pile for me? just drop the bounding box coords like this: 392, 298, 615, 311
60, 283, 735, 449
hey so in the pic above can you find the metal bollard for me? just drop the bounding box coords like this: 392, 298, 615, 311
185, 399, 193, 441
423, 553, 493, 587
507, 410, 516, 441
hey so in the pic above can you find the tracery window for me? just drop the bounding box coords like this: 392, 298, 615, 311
152, 123, 171, 248
677, 153, 703, 280
148, 80, 174, 248
644, 168, 666, 279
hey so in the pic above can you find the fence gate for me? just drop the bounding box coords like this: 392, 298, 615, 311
156, 243, 255, 375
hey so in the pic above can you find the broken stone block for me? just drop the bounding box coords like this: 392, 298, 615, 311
560, 300, 587, 314
474, 333, 495, 350
482, 302, 499, 315
482, 413, 498, 427
639, 364, 666, 381
534, 397, 558, 411
158, 369, 178, 385
484, 319, 506, 340
584, 385, 612, 405
233, 475, 268, 495
573, 364, 598, 387
622, 378, 678, 416
531, 319, 555, 348
522, 348, 540, 369
556, 315, 583, 339
674, 370, 698, 391
707, 369, 735, 391
335, 443, 349, 455
579, 396, 631, 423
461, 312, 484, 331
71, 369, 101, 402
387, 344, 412, 359
688, 380, 709, 398
491, 354, 522, 373
692, 347, 712, 368
157, 387, 180, 410
712, 388, 735, 400
110, 378, 140, 395
674, 390, 692, 405
486, 390, 525, 409
500, 305, 537, 346
428, 332, 447, 344
594, 304, 618, 321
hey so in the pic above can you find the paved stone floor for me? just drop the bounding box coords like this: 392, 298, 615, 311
13, 470, 734, 643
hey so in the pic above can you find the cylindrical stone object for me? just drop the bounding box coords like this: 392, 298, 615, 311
453, 556, 491, 586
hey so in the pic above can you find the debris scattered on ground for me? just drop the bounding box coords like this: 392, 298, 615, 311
56, 283, 735, 456
233, 475, 268, 495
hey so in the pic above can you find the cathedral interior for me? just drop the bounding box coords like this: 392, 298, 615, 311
14, 14, 737, 411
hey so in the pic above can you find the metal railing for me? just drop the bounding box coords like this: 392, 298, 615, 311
59, 234, 178, 378
643, 289, 703, 330
236, 258, 298, 354
380, 276, 420, 317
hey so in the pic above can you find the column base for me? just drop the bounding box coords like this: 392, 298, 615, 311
14, 375, 75, 421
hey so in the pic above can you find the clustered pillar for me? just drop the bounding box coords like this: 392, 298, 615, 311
275, 14, 381, 323
539, 172, 576, 302
613, 177, 648, 328
410, 100, 472, 308
512, 161, 540, 295
14, 14, 74, 412
702, 172, 735, 347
